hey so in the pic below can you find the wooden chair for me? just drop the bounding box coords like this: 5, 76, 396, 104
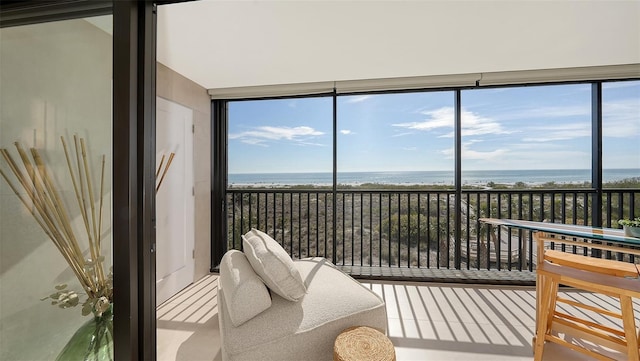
534, 250, 640, 361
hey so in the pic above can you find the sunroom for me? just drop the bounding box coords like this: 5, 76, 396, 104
1, 1, 639, 360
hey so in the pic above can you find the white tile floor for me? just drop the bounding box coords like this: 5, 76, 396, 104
157, 274, 640, 361
157, 275, 221, 361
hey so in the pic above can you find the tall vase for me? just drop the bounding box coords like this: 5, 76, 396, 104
56, 305, 114, 361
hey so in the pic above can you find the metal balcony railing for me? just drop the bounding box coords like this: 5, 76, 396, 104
226, 188, 639, 276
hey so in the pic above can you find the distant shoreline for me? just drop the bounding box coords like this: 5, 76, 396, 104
228, 169, 640, 189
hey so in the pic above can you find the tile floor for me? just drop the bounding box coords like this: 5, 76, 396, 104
157, 274, 640, 361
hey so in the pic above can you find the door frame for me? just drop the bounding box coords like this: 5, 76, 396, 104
113, 2, 157, 360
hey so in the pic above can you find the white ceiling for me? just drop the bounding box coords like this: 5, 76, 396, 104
156, 0, 640, 91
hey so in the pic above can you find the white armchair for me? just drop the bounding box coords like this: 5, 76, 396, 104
217, 229, 387, 361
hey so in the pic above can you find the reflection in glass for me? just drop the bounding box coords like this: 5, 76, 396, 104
0, 16, 113, 360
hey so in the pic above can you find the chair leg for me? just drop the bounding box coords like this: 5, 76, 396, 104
544, 278, 559, 335
534, 274, 556, 361
620, 295, 639, 361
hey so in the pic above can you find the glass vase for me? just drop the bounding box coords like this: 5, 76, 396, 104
56, 305, 114, 361
624, 225, 640, 238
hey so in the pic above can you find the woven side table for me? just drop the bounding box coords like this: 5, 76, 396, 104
333, 326, 395, 361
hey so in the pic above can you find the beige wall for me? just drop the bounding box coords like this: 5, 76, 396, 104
157, 62, 212, 282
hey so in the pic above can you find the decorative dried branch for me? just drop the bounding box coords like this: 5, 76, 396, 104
156, 152, 175, 194
0, 136, 111, 315
156, 154, 166, 178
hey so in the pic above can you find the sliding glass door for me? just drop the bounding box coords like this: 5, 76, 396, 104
0, 14, 114, 361
1, 1, 161, 360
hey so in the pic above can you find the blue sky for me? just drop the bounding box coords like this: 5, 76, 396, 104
228, 80, 640, 174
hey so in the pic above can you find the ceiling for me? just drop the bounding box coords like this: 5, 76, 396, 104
157, 1, 640, 91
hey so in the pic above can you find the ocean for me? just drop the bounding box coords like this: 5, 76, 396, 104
228, 169, 640, 187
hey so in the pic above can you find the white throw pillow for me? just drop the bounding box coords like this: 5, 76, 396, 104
219, 250, 272, 326
242, 228, 307, 301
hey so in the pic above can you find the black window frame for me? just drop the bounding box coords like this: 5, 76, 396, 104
212, 78, 640, 269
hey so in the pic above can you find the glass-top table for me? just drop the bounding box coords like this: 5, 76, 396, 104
479, 218, 640, 360
479, 218, 640, 247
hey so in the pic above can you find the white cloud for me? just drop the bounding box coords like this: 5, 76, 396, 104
346, 95, 372, 103
391, 131, 415, 138
297, 141, 326, 147
508, 142, 564, 151
340, 129, 352, 135
240, 138, 268, 147
493, 104, 590, 122
443, 140, 592, 169
392, 107, 511, 138
230, 125, 324, 146
461, 109, 512, 137
603, 98, 640, 138
441, 141, 509, 161
525, 105, 590, 119
461, 147, 509, 160
508, 149, 591, 169
603, 81, 640, 90
522, 122, 591, 142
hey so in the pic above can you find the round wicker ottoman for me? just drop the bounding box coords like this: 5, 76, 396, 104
333, 326, 395, 361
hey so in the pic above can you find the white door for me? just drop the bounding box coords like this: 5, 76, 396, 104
156, 97, 195, 305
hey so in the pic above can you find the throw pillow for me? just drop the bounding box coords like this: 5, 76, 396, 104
219, 250, 272, 326
242, 228, 307, 301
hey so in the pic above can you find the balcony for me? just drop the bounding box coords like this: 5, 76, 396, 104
212, 81, 640, 359
157, 274, 640, 361
225, 187, 639, 283
161, 186, 640, 360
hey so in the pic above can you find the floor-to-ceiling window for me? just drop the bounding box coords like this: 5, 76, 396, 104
335, 91, 455, 267
228, 97, 333, 187
227, 96, 333, 256
459, 84, 594, 268
219, 78, 640, 271
1, 2, 161, 359
602, 80, 640, 227
0, 15, 113, 360
461, 84, 593, 190
603, 80, 640, 186
337, 92, 455, 187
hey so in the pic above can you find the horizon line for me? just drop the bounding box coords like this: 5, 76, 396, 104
229, 168, 640, 175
